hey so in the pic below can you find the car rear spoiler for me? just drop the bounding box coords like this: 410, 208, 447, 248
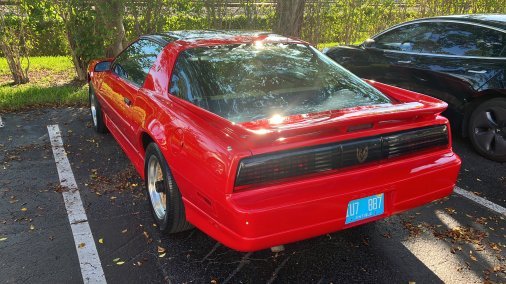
166, 80, 448, 148
233, 80, 448, 138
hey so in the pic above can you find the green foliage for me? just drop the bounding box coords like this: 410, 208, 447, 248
24, 0, 68, 56
0, 4, 67, 57
302, 0, 506, 45
2, 0, 506, 73
47, 0, 111, 79
7, 0, 505, 57
123, 14, 272, 41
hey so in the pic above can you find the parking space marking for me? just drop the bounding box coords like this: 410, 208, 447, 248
48, 125, 107, 284
454, 186, 506, 216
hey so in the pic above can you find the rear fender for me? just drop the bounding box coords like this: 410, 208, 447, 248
133, 113, 169, 180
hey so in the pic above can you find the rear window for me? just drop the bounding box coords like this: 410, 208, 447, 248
169, 43, 391, 123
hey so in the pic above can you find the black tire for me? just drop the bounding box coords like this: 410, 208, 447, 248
89, 85, 107, 133
468, 98, 506, 162
144, 143, 193, 233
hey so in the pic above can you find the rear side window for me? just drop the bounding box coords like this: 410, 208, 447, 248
373, 22, 439, 53
169, 54, 207, 108
481, 28, 506, 57
112, 39, 164, 86
432, 23, 505, 57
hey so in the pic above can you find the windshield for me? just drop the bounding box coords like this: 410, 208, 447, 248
169, 43, 391, 123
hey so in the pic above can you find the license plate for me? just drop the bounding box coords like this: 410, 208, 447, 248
345, 194, 384, 224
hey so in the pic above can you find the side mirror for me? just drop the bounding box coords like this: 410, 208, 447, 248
94, 61, 111, 72
362, 38, 376, 49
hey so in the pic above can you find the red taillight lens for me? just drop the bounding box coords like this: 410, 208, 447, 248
235, 144, 340, 187
235, 125, 448, 188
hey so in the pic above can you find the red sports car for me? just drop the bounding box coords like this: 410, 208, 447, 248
87, 31, 461, 252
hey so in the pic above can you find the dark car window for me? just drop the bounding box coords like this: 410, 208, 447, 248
169, 55, 207, 107
373, 22, 439, 53
432, 23, 506, 57
481, 28, 506, 57
169, 43, 391, 123
112, 39, 164, 86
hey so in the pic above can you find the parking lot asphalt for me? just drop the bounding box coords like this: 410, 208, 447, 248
0, 108, 505, 283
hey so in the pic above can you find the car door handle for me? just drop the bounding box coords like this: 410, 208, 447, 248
124, 97, 132, 106
397, 60, 411, 64
467, 70, 487, 74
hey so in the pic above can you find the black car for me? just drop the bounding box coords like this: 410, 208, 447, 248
325, 14, 506, 162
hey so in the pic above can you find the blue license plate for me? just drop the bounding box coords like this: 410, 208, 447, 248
345, 194, 384, 224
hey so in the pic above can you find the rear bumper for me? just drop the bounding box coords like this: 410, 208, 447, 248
184, 150, 461, 251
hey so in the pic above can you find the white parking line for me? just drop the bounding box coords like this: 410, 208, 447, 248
47, 125, 107, 284
454, 186, 506, 216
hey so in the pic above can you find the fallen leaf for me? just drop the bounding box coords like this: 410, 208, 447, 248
157, 246, 166, 253
78, 243, 86, 248
113, 258, 120, 262
29, 224, 35, 230
159, 253, 166, 258
21, 207, 27, 212
121, 229, 128, 234
99, 238, 104, 244
116, 261, 125, 265
143, 231, 149, 239
0, 237, 7, 241
470, 254, 477, 261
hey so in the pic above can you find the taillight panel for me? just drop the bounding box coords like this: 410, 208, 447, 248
383, 125, 449, 158
235, 125, 448, 188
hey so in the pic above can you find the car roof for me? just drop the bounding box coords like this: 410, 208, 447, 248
410, 14, 506, 30
140, 30, 300, 46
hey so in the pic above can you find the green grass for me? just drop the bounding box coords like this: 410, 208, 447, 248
0, 84, 87, 112
318, 40, 365, 50
0, 56, 86, 112
0, 56, 74, 76
318, 42, 341, 49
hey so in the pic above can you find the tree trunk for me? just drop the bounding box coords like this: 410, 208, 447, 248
65, 28, 87, 81
110, 3, 126, 57
97, 0, 126, 57
0, 42, 29, 84
273, 0, 306, 38
132, 3, 141, 37
145, 0, 154, 33
0, 8, 30, 84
